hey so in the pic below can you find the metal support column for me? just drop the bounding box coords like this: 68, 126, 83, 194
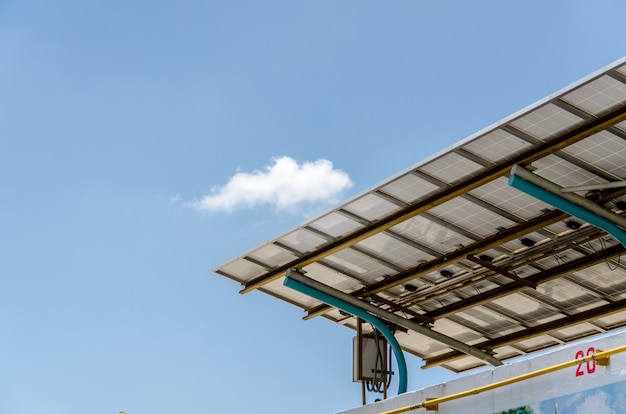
285, 269, 502, 367
509, 165, 626, 247
283, 270, 409, 395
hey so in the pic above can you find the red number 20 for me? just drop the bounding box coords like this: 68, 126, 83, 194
575, 347, 596, 377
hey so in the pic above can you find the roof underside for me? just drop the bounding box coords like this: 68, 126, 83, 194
214, 57, 626, 373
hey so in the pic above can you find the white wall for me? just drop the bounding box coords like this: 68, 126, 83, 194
338, 330, 626, 414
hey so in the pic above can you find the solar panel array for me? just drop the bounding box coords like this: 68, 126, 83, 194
214, 57, 626, 372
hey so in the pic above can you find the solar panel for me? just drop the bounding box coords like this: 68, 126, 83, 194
214, 56, 626, 373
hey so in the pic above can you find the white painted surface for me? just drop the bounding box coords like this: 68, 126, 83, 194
338, 330, 626, 414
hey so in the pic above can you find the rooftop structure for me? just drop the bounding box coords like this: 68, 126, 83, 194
214, 56, 626, 376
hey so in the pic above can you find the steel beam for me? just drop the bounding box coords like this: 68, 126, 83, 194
239, 104, 626, 295
509, 164, 626, 246
285, 270, 502, 367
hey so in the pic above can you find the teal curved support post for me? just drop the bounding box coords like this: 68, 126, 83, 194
509, 167, 626, 247
285, 270, 501, 367
283, 275, 409, 395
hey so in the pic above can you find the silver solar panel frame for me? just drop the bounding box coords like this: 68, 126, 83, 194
214, 56, 626, 372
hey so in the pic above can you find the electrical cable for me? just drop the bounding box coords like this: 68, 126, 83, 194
365, 326, 394, 393
598, 236, 621, 271
386, 340, 393, 389
366, 327, 384, 392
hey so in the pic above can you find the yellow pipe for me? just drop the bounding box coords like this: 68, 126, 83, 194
379, 345, 626, 414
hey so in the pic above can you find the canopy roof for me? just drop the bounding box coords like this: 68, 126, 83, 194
214, 57, 626, 372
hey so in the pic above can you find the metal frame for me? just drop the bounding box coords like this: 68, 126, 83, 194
238, 104, 626, 295
283, 270, 409, 395
214, 57, 626, 374
285, 269, 502, 367
509, 164, 626, 246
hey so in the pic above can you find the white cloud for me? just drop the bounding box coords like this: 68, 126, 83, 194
574, 391, 616, 414
187, 156, 353, 213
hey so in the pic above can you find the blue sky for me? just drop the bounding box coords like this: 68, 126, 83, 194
1, 1, 626, 413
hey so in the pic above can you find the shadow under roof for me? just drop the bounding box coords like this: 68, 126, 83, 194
214, 56, 626, 373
